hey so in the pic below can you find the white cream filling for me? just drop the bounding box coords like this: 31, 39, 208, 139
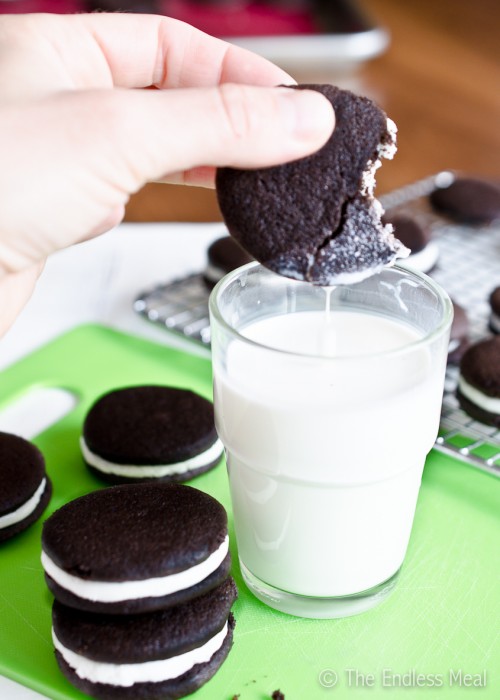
80, 437, 223, 478
41, 535, 229, 602
398, 241, 440, 273
489, 310, 500, 333
357, 118, 409, 267
53, 622, 229, 687
0, 478, 46, 530
458, 376, 500, 413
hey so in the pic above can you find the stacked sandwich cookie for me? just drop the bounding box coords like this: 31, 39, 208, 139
41, 482, 237, 699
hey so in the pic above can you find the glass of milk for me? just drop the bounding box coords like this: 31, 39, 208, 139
209, 263, 452, 618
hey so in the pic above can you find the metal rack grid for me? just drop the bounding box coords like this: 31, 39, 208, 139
380, 173, 500, 477
134, 273, 212, 346
135, 172, 500, 476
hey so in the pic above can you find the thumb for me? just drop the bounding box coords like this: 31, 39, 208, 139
88, 84, 335, 190
0, 85, 334, 275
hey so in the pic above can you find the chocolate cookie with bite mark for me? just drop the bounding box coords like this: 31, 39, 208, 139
81, 386, 223, 484
0, 431, 52, 543
457, 337, 500, 427
52, 577, 237, 700
216, 84, 407, 286
41, 483, 231, 614
429, 176, 500, 224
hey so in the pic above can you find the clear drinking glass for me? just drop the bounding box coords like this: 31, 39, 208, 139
209, 263, 452, 618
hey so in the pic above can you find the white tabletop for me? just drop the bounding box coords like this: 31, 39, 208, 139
0, 221, 224, 699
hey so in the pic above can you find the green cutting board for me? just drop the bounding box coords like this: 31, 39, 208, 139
0, 324, 498, 700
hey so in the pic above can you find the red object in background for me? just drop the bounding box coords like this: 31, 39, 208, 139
0, 0, 319, 38
158, 0, 319, 37
0, 0, 87, 12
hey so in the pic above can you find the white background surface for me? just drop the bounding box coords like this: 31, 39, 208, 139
0, 221, 224, 699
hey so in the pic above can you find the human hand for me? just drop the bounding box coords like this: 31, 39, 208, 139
0, 12, 334, 334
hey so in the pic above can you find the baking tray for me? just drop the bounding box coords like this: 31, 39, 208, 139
163, 0, 389, 71
0, 323, 498, 699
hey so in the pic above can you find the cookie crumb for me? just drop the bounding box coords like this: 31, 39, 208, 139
272, 691, 285, 700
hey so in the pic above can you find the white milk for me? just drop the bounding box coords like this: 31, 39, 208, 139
214, 311, 444, 598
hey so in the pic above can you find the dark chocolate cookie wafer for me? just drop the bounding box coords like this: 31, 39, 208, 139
429, 176, 500, 224
448, 300, 470, 365
81, 386, 223, 483
42, 483, 231, 614
489, 286, 500, 334
0, 431, 52, 543
216, 84, 407, 285
457, 337, 500, 427
52, 577, 237, 700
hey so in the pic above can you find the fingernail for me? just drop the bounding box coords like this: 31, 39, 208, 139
277, 88, 335, 140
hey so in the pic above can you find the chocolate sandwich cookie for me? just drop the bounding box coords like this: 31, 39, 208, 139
457, 337, 500, 427
203, 235, 253, 288
382, 213, 439, 273
489, 286, 500, 334
81, 386, 223, 483
0, 432, 52, 543
41, 483, 231, 614
448, 300, 470, 365
216, 84, 407, 286
52, 577, 237, 700
429, 176, 500, 224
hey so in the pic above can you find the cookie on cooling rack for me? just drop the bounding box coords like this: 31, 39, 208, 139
41, 482, 231, 614
429, 176, 500, 224
457, 337, 500, 427
52, 577, 237, 700
203, 235, 253, 288
216, 84, 408, 286
382, 213, 439, 274
448, 300, 470, 365
81, 386, 223, 483
489, 286, 500, 335
0, 432, 52, 543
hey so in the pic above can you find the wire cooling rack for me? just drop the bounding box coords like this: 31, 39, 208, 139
134, 273, 212, 345
135, 172, 500, 477
379, 173, 500, 477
